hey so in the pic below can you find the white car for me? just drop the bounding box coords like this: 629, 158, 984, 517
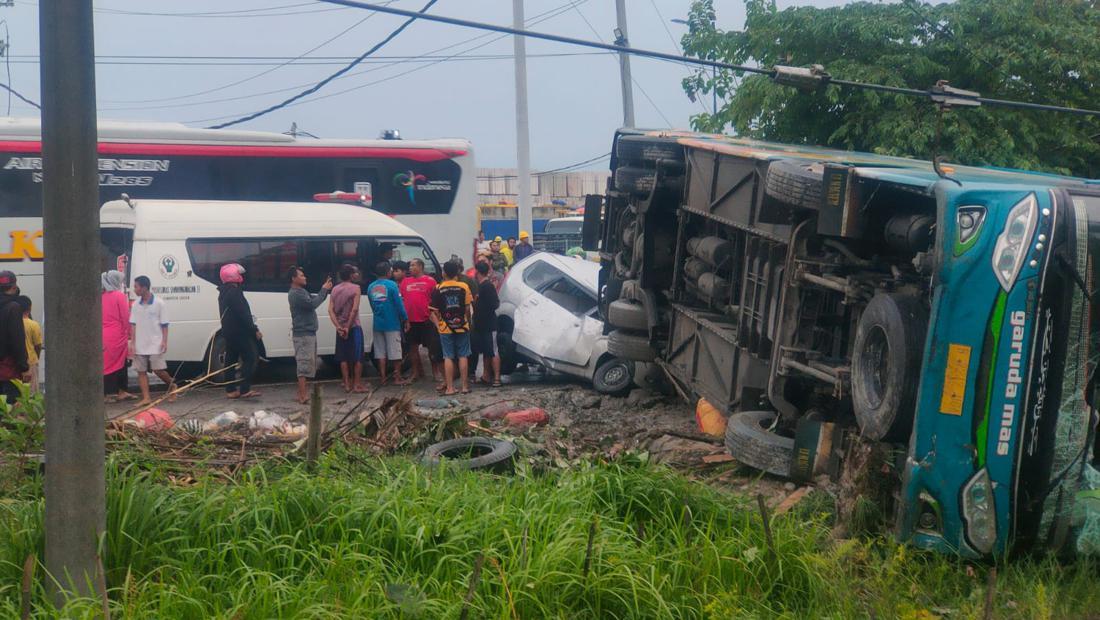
496, 253, 635, 394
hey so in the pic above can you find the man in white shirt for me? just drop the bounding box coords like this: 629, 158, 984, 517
130, 275, 176, 405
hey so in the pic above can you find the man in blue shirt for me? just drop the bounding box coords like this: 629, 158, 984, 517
367, 261, 408, 386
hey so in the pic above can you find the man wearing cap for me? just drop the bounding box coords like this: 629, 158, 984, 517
513, 231, 535, 262
499, 236, 514, 268
488, 239, 508, 274
0, 271, 28, 404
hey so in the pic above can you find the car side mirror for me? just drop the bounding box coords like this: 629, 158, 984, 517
581, 194, 602, 251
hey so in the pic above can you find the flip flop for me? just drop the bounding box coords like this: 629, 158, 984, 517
239, 391, 262, 399
492, 381, 503, 388
460, 388, 471, 395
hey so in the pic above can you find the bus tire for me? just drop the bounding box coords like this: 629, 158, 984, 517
608, 329, 656, 362
616, 135, 685, 164
724, 410, 795, 477
851, 293, 928, 441
608, 299, 648, 331
764, 159, 824, 210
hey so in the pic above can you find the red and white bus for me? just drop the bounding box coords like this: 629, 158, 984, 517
0, 117, 477, 309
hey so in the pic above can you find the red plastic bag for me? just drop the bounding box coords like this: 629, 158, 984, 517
504, 407, 548, 427
132, 408, 174, 431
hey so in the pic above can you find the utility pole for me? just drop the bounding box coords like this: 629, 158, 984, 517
512, 0, 533, 237
40, 0, 105, 603
614, 0, 635, 127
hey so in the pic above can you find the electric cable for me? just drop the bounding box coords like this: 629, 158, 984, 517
317, 0, 1100, 118
207, 0, 440, 129
0, 80, 38, 110
99, 0, 588, 113
568, 2, 673, 126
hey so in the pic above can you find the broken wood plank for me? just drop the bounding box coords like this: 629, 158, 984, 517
702, 453, 736, 464
774, 486, 813, 515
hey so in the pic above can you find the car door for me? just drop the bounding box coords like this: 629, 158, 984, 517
512, 265, 597, 367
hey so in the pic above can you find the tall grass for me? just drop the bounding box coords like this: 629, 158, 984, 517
0, 451, 1097, 618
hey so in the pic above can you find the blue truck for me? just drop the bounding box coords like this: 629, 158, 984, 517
592, 129, 1100, 558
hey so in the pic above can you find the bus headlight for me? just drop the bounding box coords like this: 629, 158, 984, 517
991, 194, 1038, 291
961, 468, 997, 555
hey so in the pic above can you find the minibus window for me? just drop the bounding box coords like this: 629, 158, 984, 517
188, 238, 298, 292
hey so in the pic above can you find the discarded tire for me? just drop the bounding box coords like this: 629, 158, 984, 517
607, 299, 648, 331
764, 159, 824, 210
592, 357, 634, 395
616, 135, 685, 164
724, 410, 795, 477
422, 437, 517, 474
851, 293, 928, 441
614, 166, 683, 197
608, 329, 656, 362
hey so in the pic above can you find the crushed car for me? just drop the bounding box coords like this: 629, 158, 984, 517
496, 252, 638, 395
588, 128, 1100, 559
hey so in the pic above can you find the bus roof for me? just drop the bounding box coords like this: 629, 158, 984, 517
113, 199, 428, 241
0, 116, 472, 151
639, 130, 1099, 192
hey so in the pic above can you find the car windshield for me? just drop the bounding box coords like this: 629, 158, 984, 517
543, 219, 582, 234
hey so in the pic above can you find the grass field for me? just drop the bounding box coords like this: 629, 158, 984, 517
1, 450, 1097, 619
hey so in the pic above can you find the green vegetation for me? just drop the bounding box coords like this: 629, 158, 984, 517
680, 0, 1100, 177
1, 451, 1097, 618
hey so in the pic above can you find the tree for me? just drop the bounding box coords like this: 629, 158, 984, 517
680, 0, 1100, 177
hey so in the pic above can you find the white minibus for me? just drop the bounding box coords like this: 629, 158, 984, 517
100, 198, 441, 373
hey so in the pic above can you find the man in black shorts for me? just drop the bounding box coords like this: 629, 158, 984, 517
472, 261, 501, 387
398, 258, 442, 383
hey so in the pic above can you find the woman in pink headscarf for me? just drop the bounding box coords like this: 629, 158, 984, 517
102, 270, 135, 402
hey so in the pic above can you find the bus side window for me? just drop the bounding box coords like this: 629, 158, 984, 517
301, 240, 335, 293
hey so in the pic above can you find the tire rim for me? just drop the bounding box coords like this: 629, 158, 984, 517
861, 325, 890, 409
603, 364, 628, 387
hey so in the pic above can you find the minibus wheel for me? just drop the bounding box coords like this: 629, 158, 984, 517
851, 293, 928, 441
203, 334, 228, 381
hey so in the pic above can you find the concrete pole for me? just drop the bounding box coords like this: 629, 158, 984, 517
614, 0, 635, 128
512, 0, 533, 237
39, 0, 105, 603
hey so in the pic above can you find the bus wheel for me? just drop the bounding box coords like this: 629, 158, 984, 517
851, 293, 928, 441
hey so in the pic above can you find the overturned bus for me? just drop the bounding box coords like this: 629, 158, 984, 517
592, 129, 1100, 558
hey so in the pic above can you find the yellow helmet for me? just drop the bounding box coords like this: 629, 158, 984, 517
519, 230, 529, 239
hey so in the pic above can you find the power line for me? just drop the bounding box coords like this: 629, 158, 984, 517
316, 0, 1100, 118
645, 0, 709, 115
0, 80, 38, 109
567, 2, 673, 127
5, 51, 609, 66
108, 1, 395, 105
101, 0, 589, 112
208, 0, 441, 129
478, 153, 611, 180
185, 0, 591, 124
89, 2, 349, 18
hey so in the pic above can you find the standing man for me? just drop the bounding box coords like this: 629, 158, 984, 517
130, 275, 177, 405
505, 237, 517, 267
472, 261, 501, 387
489, 238, 509, 274
329, 263, 369, 393
367, 261, 408, 386
391, 260, 409, 286
400, 258, 442, 383
16, 296, 41, 393
288, 266, 333, 404
475, 230, 490, 255
514, 230, 535, 262
218, 263, 263, 400
0, 272, 26, 404
430, 260, 473, 395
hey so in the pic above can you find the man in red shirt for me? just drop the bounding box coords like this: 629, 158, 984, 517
399, 258, 442, 383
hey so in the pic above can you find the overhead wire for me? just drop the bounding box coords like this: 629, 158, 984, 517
8, 52, 610, 66
315, 0, 1100, 118
567, 2, 673, 127
87, 2, 350, 18
0, 80, 38, 109
102, 0, 397, 105
645, 0, 709, 115
207, 0, 441, 129
100, 0, 589, 113
185, 0, 592, 124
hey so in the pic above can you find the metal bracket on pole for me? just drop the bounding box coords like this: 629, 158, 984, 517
930, 80, 981, 109
772, 64, 830, 91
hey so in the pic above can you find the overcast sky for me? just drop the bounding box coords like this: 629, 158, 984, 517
4, 0, 850, 169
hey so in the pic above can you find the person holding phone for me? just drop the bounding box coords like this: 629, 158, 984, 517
287, 266, 334, 404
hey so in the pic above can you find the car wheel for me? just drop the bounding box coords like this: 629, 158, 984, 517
497, 331, 518, 375
608, 299, 648, 331
764, 159, 825, 210
851, 293, 929, 441
615, 135, 685, 164
724, 410, 795, 477
608, 329, 656, 362
421, 437, 517, 474
592, 357, 634, 395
